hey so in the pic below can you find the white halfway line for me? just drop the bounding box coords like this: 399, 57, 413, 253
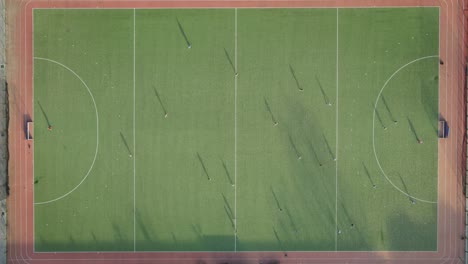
234, 7, 238, 252
335, 7, 339, 252
133, 8, 137, 252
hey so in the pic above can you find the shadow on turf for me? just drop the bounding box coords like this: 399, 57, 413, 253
315, 75, 331, 105
176, 18, 191, 48
407, 117, 421, 141
420, 73, 439, 136
152, 86, 168, 118
37, 101, 51, 128
263, 98, 278, 126
220, 159, 233, 185
119, 132, 133, 156
381, 95, 397, 123
373, 102, 387, 130
289, 65, 303, 91
223, 48, 236, 74
196, 152, 210, 180
287, 134, 302, 160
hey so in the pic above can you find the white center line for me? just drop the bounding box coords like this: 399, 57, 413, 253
133, 8, 137, 253
335, 7, 339, 252
234, 7, 238, 253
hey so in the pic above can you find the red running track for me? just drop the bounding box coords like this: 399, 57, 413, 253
5, 0, 467, 263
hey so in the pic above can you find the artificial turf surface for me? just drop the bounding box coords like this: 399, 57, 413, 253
33, 7, 439, 252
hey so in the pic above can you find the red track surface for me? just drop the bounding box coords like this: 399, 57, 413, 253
5, 0, 467, 263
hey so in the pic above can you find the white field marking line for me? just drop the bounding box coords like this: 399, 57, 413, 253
23, 5, 448, 259
444, 0, 449, 257
33, 57, 100, 205
32, 249, 440, 254
31, 5, 441, 8
133, 8, 137, 252
372, 55, 438, 204
334, 7, 339, 252
234, 7, 238, 252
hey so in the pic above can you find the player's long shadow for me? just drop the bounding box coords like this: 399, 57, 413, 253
270, 187, 283, 211
153, 87, 168, 118
171, 232, 178, 245
37, 101, 51, 127
111, 222, 124, 242
196, 152, 210, 180
397, 173, 415, 203
220, 159, 233, 185
315, 76, 331, 105
119, 132, 133, 156
68, 235, 76, 246
284, 207, 299, 234
307, 140, 322, 166
135, 210, 154, 242
382, 96, 397, 123
176, 18, 191, 48
221, 193, 233, 218
90, 231, 98, 244
288, 134, 302, 160
407, 117, 421, 141
289, 65, 303, 91
362, 163, 375, 187
264, 98, 278, 126
373, 103, 387, 130
272, 227, 284, 251
223, 48, 236, 74
191, 223, 203, 240
340, 202, 353, 224
224, 205, 234, 228
322, 134, 335, 161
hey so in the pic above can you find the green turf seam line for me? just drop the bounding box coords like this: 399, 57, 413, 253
335, 8, 339, 252
33, 57, 100, 206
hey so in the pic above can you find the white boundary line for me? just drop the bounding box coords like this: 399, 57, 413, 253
32, 8, 35, 253
372, 55, 439, 204
32, 57, 100, 205
133, 8, 137, 252
233, 7, 238, 252
334, 7, 339, 252
23, 5, 454, 259
31, 6, 440, 9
